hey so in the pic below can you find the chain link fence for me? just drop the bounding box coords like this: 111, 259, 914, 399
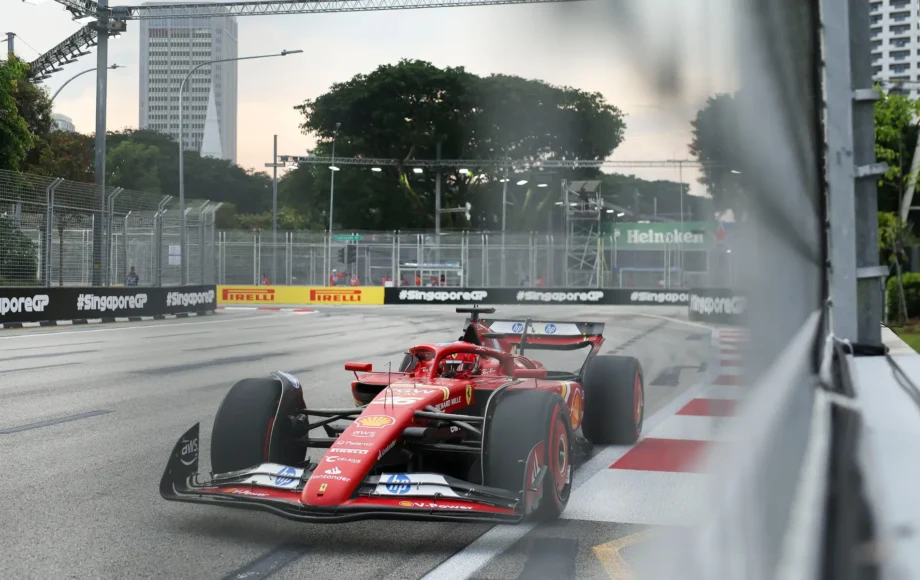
1, 169, 737, 288
0, 169, 216, 287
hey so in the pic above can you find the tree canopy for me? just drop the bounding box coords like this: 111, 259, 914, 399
874, 88, 920, 214
291, 59, 628, 232
0, 56, 34, 172
688, 92, 744, 214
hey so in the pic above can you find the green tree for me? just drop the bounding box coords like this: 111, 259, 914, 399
107, 140, 163, 192
293, 59, 626, 231
689, 92, 742, 213
874, 87, 920, 214
0, 214, 38, 285
0, 56, 34, 171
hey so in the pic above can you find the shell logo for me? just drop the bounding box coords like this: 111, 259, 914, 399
570, 389, 584, 428
399, 501, 414, 507
355, 415, 395, 428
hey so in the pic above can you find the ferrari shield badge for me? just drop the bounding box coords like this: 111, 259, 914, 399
465, 385, 473, 405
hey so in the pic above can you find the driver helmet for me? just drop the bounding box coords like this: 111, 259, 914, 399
440, 352, 480, 377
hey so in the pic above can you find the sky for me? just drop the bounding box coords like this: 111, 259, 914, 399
5, 0, 739, 197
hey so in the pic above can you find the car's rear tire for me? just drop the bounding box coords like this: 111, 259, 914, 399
581, 355, 645, 445
210, 378, 305, 474
484, 390, 573, 521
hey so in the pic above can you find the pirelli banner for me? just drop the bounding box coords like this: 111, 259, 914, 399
382, 288, 695, 306
0, 285, 217, 327
688, 288, 747, 325
218, 286, 384, 306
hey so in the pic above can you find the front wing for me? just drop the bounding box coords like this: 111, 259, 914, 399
159, 423, 525, 524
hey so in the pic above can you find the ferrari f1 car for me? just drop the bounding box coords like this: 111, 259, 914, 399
160, 307, 645, 524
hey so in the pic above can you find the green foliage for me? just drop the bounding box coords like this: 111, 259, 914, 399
0, 214, 38, 284
293, 59, 627, 231
689, 92, 743, 213
887, 272, 920, 321
0, 56, 37, 171
874, 88, 920, 213
107, 140, 163, 192
32, 130, 94, 182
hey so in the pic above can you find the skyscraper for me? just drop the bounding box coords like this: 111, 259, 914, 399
139, 5, 238, 162
870, 0, 920, 98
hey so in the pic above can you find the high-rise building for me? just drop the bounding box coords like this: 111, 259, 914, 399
51, 113, 75, 132
870, 0, 920, 98
138, 5, 238, 162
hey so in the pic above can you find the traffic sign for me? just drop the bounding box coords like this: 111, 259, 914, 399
333, 234, 362, 242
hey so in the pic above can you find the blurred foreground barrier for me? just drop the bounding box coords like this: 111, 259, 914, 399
382, 287, 693, 305
688, 288, 747, 325
0, 285, 217, 328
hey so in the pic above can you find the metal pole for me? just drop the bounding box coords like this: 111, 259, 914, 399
178, 69, 187, 285
272, 134, 278, 283
849, 0, 885, 343
329, 124, 339, 234
6, 32, 13, 57
501, 165, 509, 232
92, 5, 109, 286
435, 141, 442, 235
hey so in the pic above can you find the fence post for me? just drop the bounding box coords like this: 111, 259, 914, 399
43, 178, 64, 287
105, 187, 124, 286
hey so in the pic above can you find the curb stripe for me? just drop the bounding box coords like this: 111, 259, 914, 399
609, 438, 714, 473
677, 398, 738, 417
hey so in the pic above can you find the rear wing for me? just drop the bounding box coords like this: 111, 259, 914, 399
477, 319, 605, 339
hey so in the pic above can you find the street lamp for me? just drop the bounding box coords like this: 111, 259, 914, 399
177, 49, 303, 285
328, 121, 341, 235
50, 64, 124, 103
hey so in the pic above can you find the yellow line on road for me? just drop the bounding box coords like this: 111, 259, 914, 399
592, 528, 658, 579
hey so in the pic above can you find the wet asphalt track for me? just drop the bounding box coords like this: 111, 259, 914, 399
0, 305, 710, 580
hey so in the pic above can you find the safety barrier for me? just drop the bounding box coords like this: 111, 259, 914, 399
0, 285, 217, 328
382, 287, 693, 306
688, 287, 746, 325
218, 285, 384, 306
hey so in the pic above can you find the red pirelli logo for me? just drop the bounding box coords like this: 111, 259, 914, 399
222, 288, 275, 302
310, 289, 362, 303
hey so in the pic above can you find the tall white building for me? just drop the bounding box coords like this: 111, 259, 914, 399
870, 0, 920, 98
51, 113, 75, 132
138, 5, 238, 162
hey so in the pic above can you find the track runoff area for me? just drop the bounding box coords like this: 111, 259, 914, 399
0, 304, 744, 579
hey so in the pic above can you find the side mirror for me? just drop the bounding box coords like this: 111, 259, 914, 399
513, 368, 547, 379
345, 362, 373, 372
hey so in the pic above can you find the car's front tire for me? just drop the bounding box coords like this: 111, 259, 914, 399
210, 378, 305, 474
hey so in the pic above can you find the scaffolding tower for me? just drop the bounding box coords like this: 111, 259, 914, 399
563, 180, 604, 287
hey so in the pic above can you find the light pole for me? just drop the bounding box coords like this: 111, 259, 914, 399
328, 122, 341, 234
51, 64, 124, 104
327, 122, 340, 280
265, 135, 287, 284
178, 49, 303, 285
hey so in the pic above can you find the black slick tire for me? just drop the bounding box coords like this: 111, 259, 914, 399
581, 355, 645, 445
210, 378, 303, 474
484, 390, 573, 521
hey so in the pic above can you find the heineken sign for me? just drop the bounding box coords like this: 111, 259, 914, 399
609, 222, 729, 248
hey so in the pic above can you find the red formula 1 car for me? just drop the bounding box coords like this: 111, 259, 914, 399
160, 307, 645, 524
